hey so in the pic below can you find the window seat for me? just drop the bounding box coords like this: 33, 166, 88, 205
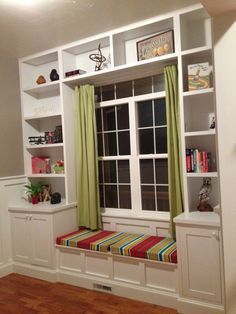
56, 228, 177, 264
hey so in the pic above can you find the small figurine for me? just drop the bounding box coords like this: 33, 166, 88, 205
36, 75, 46, 84
89, 44, 106, 71
197, 178, 213, 211
51, 192, 61, 204
50, 69, 59, 81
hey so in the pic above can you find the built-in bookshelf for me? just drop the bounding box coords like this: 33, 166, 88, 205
18, 3, 218, 213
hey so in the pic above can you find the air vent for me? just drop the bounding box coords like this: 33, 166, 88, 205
93, 283, 112, 293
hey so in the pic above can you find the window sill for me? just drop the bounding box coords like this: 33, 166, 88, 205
101, 210, 170, 222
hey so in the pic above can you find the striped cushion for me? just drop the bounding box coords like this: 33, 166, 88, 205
56, 229, 128, 252
110, 234, 177, 264
56, 229, 177, 264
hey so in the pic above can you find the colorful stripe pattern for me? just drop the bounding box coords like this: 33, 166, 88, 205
56, 229, 128, 252
56, 229, 177, 264
110, 234, 177, 264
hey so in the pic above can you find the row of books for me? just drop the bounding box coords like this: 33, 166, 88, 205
186, 149, 211, 173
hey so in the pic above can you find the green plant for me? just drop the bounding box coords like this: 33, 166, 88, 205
25, 182, 43, 197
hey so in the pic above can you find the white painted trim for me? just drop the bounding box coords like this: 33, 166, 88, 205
12, 262, 57, 282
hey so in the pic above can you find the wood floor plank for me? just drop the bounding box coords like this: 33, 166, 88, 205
0, 274, 178, 314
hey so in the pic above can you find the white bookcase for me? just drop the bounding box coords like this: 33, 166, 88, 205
16, 3, 224, 311
18, 2, 219, 217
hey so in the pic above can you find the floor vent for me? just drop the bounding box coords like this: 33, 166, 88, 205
93, 283, 112, 293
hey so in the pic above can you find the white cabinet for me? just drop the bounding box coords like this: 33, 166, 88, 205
174, 212, 223, 311
9, 203, 77, 269
11, 212, 53, 267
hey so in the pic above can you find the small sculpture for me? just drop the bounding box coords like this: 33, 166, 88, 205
36, 75, 46, 84
89, 44, 106, 71
50, 69, 59, 81
197, 178, 213, 211
51, 192, 61, 204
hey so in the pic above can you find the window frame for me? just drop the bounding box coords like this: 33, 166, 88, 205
96, 91, 170, 221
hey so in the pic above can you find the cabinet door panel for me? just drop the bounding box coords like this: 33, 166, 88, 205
179, 226, 222, 303
30, 215, 53, 267
11, 213, 31, 263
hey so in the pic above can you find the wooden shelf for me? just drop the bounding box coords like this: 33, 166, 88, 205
24, 113, 61, 121
184, 130, 216, 137
23, 81, 60, 98
63, 53, 178, 87
186, 172, 218, 178
183, 87, 214, 97
27, 174, 65, 178
181, 45, 212, 56
26, 143, 63, 149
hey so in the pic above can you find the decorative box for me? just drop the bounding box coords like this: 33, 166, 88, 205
32, 156, 49, 174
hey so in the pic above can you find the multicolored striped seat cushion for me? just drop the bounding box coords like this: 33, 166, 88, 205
110, 234, 177, 264
56, 229, 177, 264
56, 229, 128, 253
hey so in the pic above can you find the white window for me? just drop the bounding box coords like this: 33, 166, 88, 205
96, 75, 169, 219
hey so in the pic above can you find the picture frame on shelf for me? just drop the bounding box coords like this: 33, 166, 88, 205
188, 62, 211, 91
136, 30, 174, 61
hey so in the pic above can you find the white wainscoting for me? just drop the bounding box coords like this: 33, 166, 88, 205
56, 245, 178, 309
102, 215, 170, 237
0, 175, 26, 277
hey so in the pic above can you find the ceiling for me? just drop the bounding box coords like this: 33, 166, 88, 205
0, 0, 235, 59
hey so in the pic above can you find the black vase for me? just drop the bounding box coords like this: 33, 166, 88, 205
50, 69, 59, 81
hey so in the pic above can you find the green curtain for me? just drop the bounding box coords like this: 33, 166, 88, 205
164, 65, 184, 237
75, 84, 101, 230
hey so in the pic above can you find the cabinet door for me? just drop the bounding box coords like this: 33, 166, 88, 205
178, 226, 222, 303
30, 214, 53, 267
11, 213, 31, 263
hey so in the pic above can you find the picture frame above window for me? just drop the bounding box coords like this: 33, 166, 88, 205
136, 30, 174, 61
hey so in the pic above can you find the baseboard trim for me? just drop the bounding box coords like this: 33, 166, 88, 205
12, 262, 57, 282
57, 269, 178, 309
0, 262, 13, 277
177, 297, 225, 314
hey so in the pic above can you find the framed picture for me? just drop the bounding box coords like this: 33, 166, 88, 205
136, 30, 174, 61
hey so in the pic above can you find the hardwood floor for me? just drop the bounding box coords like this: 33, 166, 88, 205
0, 274, 178, 314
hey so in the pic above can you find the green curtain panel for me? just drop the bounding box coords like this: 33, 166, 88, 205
75, 84, 102, 230
164, 65, 184, 237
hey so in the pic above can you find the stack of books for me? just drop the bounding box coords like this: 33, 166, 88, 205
186, 148, 211, 173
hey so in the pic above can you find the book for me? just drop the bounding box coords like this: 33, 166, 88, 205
188, 62, 211, 91
65, 69, 87, 77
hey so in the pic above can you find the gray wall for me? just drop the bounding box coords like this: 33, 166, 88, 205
0, 56, 24, 177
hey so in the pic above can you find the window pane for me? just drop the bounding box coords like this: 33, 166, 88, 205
116, 81, 132, 99
138, 100, 153, 128
104, 160, 117, 183
101, 84, 114, 101
103, 106, 116, 131
105, 185, 118, 208
154, 98, 166, 126
98, 161, 103, 183
118, 160, 130, 183
119, 185, 132, 209
95, 87, 101, 103
141, 185, 155, 211
97, 133, 103, 156
153, 74, 165, 92
99, 185, 104, 207
117, 104, 129, 130
155, 159, 168, 184
96, 108, 102, 132
134, 77, 152, 95
104, 132, 117, 156
139, 129, 154, 154
156, 186, 169, 212
155, 127, 167, 154
140, 159, 154, 184
118, 131, 130, 155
